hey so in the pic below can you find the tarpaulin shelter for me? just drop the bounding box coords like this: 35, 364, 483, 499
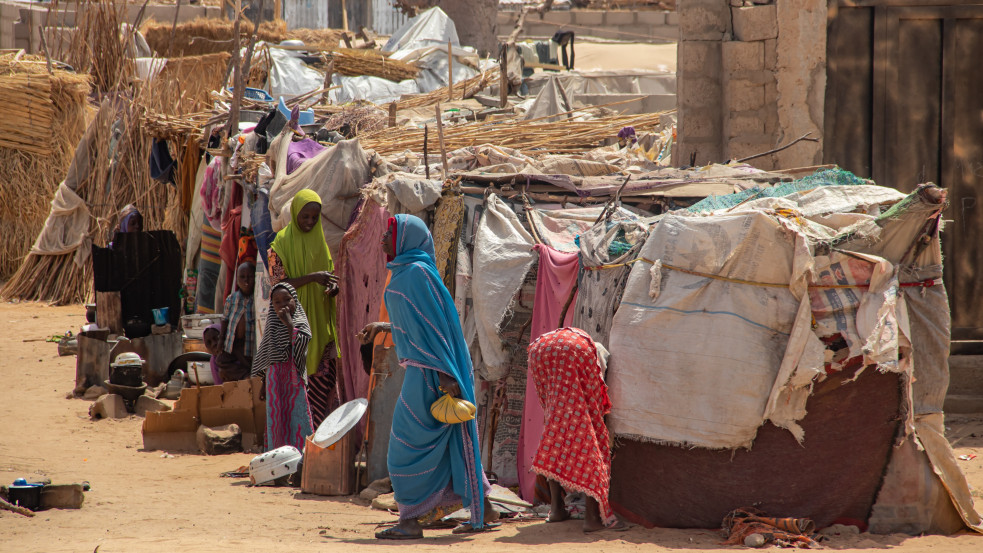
605, 178, 981, 533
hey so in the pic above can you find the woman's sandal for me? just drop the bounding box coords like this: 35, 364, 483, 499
451, 522, 502, 535
375, 526, 424, 540
583, 520, 629, 534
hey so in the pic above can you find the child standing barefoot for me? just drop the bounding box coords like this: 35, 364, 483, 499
252, 283, 314, 451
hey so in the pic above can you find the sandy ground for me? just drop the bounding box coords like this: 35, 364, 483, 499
1, 300, 981, 552
571, 42, 676, 73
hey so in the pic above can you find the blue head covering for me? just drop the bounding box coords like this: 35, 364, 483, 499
383, 214, 486, 528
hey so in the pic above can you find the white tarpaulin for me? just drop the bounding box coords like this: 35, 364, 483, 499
268, 46, 325, 101
607, 211, 802, 448
330, 7, 478, 104
383, 7, 460, 54
469, 194, 536, 380
30, 182, 92, 266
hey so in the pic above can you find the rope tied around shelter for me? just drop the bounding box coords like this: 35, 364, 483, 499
583, 257, 941, 291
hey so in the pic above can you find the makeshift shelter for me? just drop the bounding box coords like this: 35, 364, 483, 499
604, 178, 981, 533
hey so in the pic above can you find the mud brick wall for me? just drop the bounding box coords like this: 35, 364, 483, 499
675, 0, 826, 170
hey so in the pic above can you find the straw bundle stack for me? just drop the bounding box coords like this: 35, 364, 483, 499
395, 69, 496, 110
141, 17, 289, 57
358, 110, 668, 156
0, 54, 91, 280
2, 99, 175, 304
328, 48, 419, 82
66, 0, 130, 94
144, 52, 231, 115
320, 104, 388, 136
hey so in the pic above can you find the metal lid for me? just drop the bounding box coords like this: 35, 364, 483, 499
312, 398, 368, 448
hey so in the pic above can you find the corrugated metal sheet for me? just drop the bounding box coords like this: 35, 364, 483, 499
371, 0, 409, 36
284, 0, 330, 31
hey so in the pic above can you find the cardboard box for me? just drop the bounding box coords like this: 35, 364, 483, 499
142, 377, 265, 452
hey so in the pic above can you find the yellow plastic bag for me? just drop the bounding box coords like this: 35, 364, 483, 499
430, 388, 476, 424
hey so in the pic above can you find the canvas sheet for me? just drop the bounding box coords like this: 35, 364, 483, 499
469, 194, 536, 381
607, 211, 802, 449
31, 182, 92, 264
267, 136, 371, 259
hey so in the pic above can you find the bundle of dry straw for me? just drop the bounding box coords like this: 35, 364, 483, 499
327, 48, 419, 82
142, 52, 231, 116
141, 17, 289, 57
394, 69, 497, 110
358, 110, 668, 156
0, 53, 91, 280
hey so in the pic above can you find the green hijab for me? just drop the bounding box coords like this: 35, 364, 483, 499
270, 189, 339, 375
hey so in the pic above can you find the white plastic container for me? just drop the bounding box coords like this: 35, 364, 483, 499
181, 314, 219, 340
249, 446, 302, 486
186, 361, 214, 385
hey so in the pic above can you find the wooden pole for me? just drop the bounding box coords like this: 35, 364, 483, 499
341, 0, 349, 32
499, 44, 508, 108
423, 125, 430, 180
388, 102, 397, 128
434, 104, 448, 181
274, 0, 281, 21
226, 0, 244, 140
37, 26, 53, 75
447, 40, 453, 102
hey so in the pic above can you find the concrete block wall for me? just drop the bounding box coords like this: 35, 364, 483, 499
497, 9, 679, 43
675, 0, 826, 169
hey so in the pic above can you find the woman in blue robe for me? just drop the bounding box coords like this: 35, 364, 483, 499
362, 214, 496, 539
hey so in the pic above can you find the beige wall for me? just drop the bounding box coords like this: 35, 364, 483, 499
675, 0, 826, 170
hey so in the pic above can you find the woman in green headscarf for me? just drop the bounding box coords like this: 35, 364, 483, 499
266, 189, 340, 427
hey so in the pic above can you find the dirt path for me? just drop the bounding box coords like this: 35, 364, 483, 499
0, 301, 980, 552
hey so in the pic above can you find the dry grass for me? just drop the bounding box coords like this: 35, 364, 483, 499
143, 51, 231, 115
358, 110, 668, 156
328, 48, 419, 82
141, 16, 289, 57
66, 0, 131, 94
0, 53, 92, 280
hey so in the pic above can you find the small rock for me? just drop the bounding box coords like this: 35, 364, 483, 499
134, 396, 171, 416
145, 383, 167, 399
368, 477, 392, 493
820, 523, 861, 536
196, 424, 242, 455
372, 492, 397, 511
83, 386, 108, 401
359, 487, 382, 501
89, 394, 128, 419
744, 533, 767, 548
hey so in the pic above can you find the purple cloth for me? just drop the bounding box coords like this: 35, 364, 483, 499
285, 138, 326, 175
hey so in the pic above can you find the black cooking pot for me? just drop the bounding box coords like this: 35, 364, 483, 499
8, 485, 42, 511
110, 364, 143, 387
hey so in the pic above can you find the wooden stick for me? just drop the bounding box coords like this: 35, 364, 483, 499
341, 0, 349, 32
447, 40, 453, 102
499, 44, 508, 109
434, 104, 448, 180
423, 124, 430, 179
735, 132, 819, 163
388, 102, 397, 127
36, 26, 53, 75
225, 0, 244, 139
